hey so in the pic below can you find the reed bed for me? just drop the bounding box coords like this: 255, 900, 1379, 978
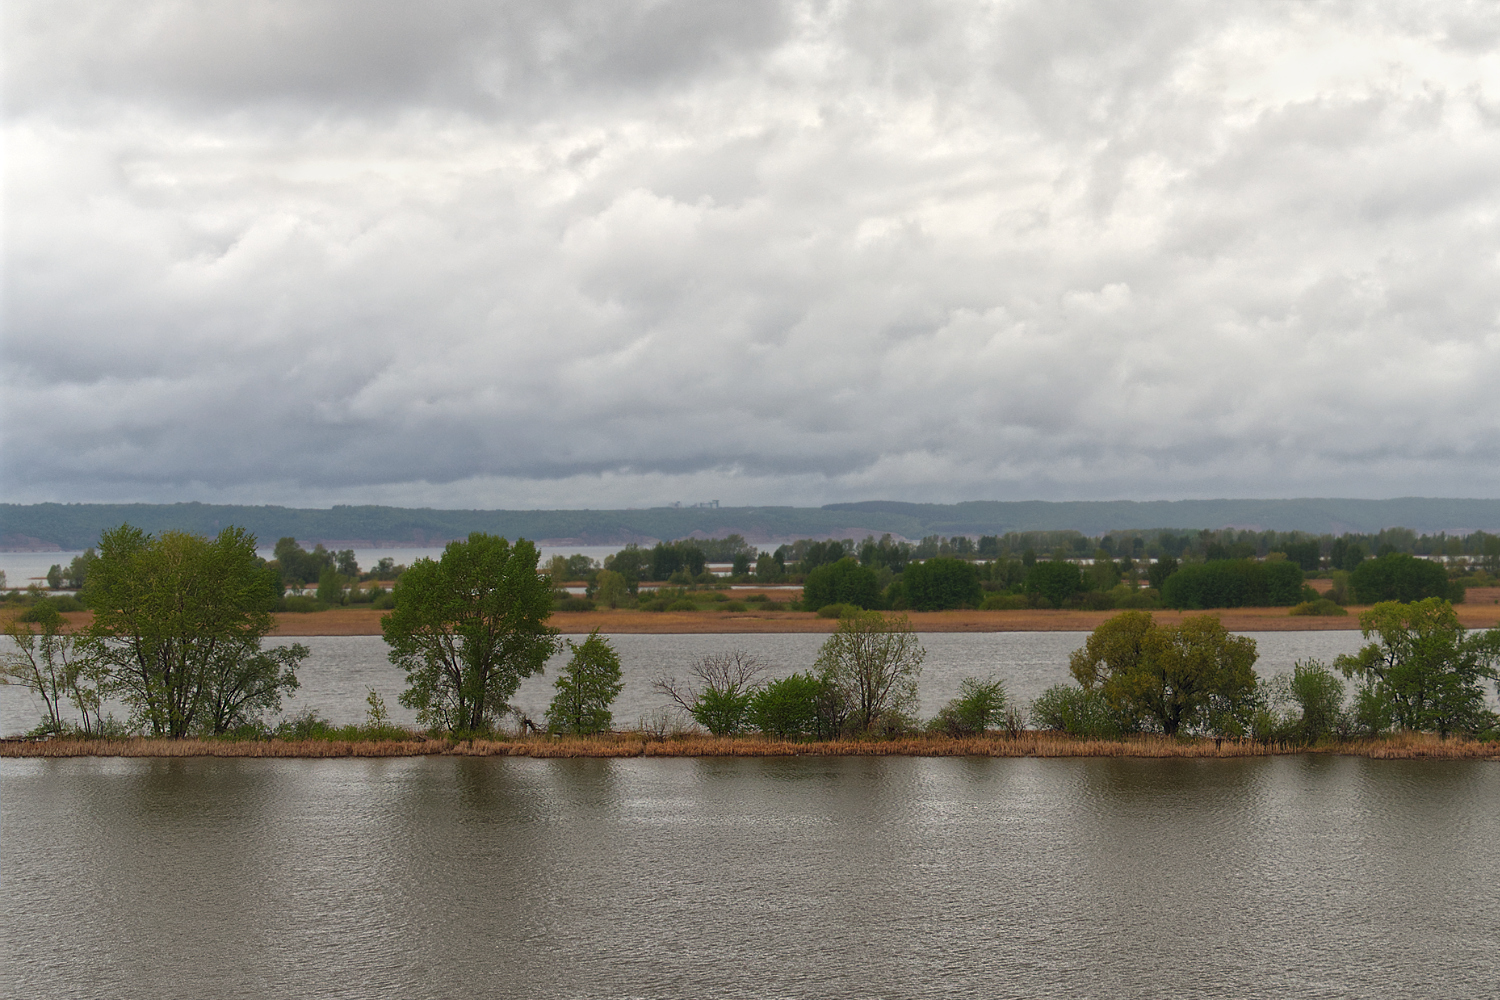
5, 731, 1496, 760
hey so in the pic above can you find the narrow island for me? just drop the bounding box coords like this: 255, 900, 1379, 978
5, 525, 1500, 761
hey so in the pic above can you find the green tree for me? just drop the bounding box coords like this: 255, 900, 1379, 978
84, 524, 305, 737
1159, 559, 1304, 608
1068, 610, 1154, 690
930, 676, 1007, 736
64, 549, 98, 590
1147, 556, 1178, 590
594, 569, 628, 608
272, 537, 334, 585
604, 544, 648, 593
1025, 560, 1082, 609
901, 557, 982, 611
1282, 540, 1322, 572
802, 557, 882, 610
1286, 659, 1345, 744
546, 629, 623, 735
46, 564, 63, 590
1349, 553, 1455, 604
749, 672, 826, 739
1030, 684, 1120, 739
1070, 611, 1258, 735
3, 604, 89, 735
316, 566, 346, 606
382, 533, 560, 734
1334, 599, 1500, 737
654, 651, 765, 735
1329, 537, 1367, 572
814, 611, 924, 734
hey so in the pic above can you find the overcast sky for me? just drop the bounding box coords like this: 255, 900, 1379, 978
5, 1, 1500, 509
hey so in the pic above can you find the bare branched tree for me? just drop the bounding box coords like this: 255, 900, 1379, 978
652, 651, 767, 735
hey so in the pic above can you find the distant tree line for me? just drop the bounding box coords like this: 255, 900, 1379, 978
7, 523, 1499, 747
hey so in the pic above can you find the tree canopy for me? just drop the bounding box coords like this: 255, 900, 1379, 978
900, 557, 982, 611
1159, 558, 1303, 609
1335, 599, 1500, 737
1070, 611, 1258, 735
546, 629, 623, 735
814, 611, 924, 734
84, 524, 305, 737
382, 533, 559, 734
802, 557, 882, 610
1349, 553, 1455, 605
1025, 560, 1082, 609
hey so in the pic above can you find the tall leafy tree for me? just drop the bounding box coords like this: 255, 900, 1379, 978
815, 611, 925, 734
1070, 611, 1258, 735
1349, 553, 1454, 604
901, 557, 982, 611
382, 533, 559, 734
84, 524, 305, 737
546, 629, 624, 735
1335, 599, 1500, 737
1025, 560, 1082, 609
802, 557, 882, 610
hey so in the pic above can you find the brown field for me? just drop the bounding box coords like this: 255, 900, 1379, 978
8, 596, 1500, 637
4, 730, 1495, 760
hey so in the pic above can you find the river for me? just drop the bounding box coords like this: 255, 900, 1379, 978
4, 753, 1498, 999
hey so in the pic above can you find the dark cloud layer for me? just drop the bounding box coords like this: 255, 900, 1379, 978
5, 1, 1500, 506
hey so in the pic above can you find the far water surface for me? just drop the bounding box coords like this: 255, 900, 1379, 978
0, 631, 1373, 735
4, 754, 1498, 999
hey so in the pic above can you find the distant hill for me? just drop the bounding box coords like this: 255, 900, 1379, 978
4, 498, 1499, 551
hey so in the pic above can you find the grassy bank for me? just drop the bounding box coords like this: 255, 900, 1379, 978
5, 731, 1496, 760
11, 596, 1500, 637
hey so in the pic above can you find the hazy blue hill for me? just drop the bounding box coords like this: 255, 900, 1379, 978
4, 498, 1499, 550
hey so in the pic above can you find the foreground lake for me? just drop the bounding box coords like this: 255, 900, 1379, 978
4, 754, 1497, 999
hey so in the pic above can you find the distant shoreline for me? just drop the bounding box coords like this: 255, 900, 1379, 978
4, 731, 1495, 761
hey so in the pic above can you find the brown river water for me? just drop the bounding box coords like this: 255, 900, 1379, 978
4, 754, 1500, 999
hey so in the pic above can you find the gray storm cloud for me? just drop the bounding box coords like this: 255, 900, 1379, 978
4, 0, 1500, 506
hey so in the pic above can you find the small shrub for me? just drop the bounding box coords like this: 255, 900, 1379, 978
274, 708, 338, 740
980, 593, 1029, 610
18, 594, 86, 619
278, 595, 327, 613
723, 601, 748, 612
749, 672, 825, 739
1288, 598, 1348, 617
745, 592, 771, 603
554, 596, 597, 612
816, 603, 858, 619
1030, 685, 1121, 739
667, 598, 698, 612
371, 593, 396, 610
1069, 591, 1117, 611
930, 676, 1007, 736
1110, 586, 1160, 609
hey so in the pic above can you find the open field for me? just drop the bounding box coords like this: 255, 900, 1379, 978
7, 594, 1500, 636
4, 730, 1495, 760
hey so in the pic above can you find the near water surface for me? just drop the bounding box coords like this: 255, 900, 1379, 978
3, 754, 1497, 999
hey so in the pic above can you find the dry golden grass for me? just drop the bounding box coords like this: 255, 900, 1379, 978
6, 731, 1496, 760
7, 601, 1498, 638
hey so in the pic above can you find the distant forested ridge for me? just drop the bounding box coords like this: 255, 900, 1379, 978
5, 498, 1500, 552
